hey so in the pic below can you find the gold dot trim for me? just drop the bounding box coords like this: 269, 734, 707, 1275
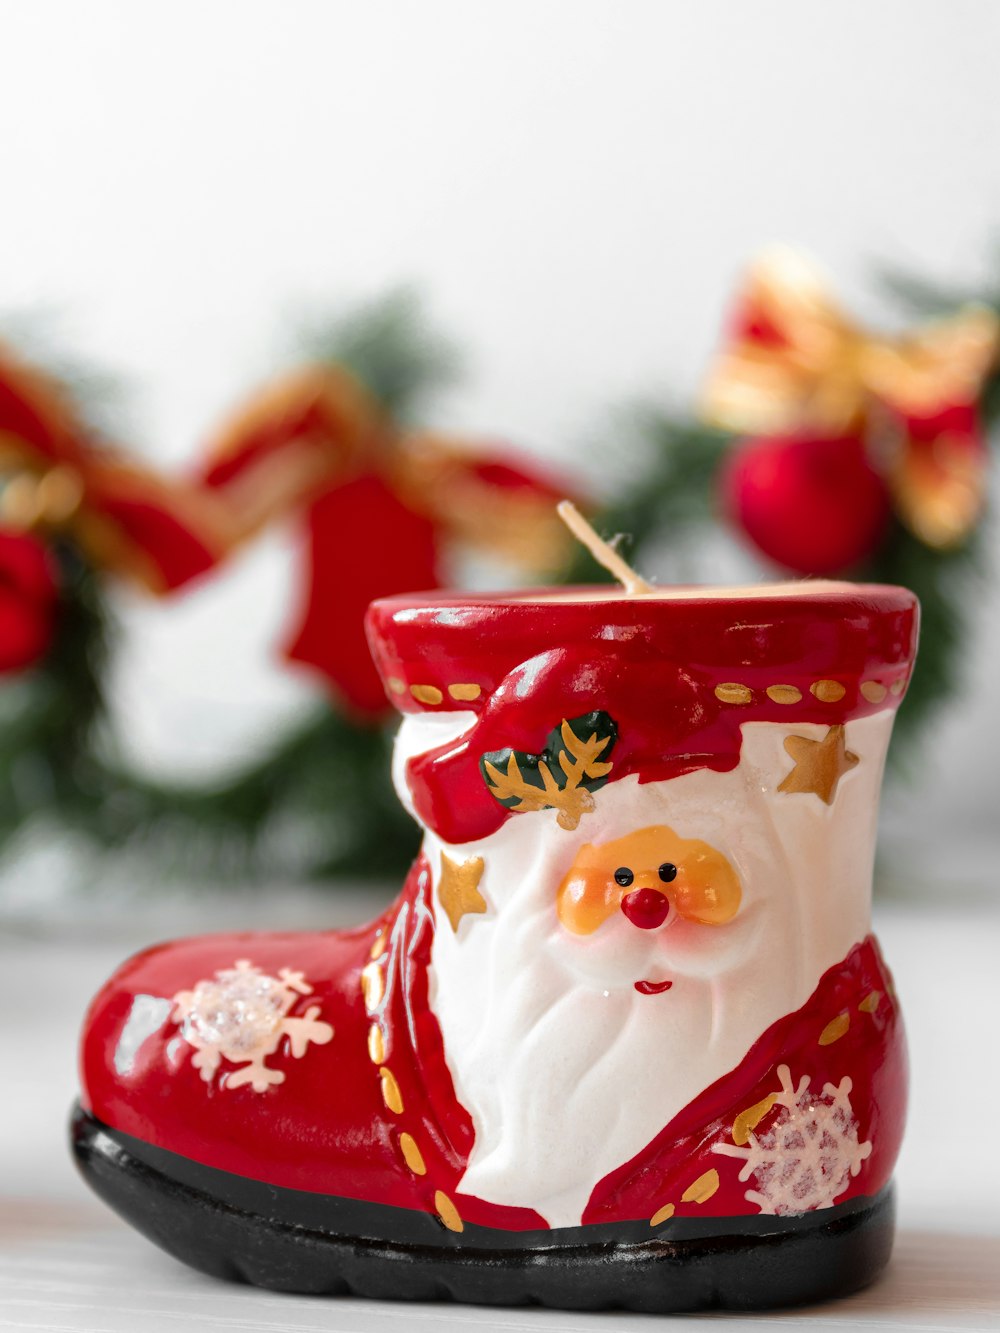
410, 684, 443, 705
766, 684, 802, 705
649, 1203, 675, 1227
399, 1132, 427, 1176
434, 1190, 464, 1232
448, 683, 482, 701
819, 1012, 851, 1046
369, 932, 387, 960
379, 1067, 404, 1114
811, 679, 846, 703
889, 679, 905, 696
858, 990, 882, 1014
681, 1169, 719, 1205
732, 1093, 778, 1146
387, 676, 406, 695
717, 679, 876, 707
367, 1023, 386, 1065
715, 683, 752, 705
361, 961, 384, 1012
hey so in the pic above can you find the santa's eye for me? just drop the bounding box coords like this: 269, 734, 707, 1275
658, 863, 678, 883
613, 866, 634, 887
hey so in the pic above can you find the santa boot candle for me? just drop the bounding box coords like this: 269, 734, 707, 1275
72, 530, 917, 1311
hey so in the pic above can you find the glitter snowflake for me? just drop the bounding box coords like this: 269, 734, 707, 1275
714, 1064, 872, 1215
172, 959, 334, 1092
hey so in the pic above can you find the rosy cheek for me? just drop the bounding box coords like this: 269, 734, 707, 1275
671, 859, 741, 925
556, 872, 621, 935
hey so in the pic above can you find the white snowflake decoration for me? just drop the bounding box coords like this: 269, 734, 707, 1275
714, 1064, 872, 1215
172, 959, 333, 1092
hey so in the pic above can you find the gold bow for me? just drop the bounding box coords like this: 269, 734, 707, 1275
0, 344, 233, 592
703, 249, 999, 548
198, 364, 575, 573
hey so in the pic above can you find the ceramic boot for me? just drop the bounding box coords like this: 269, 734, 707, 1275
73, 581, 917, 1311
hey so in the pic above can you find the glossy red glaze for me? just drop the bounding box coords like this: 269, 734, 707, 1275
80, 856, 542, 1230
365, 585, 918, 845
584, 936, 906, 1225
81, 850, 904, 1228
620, 888, 670, 930
79, 582, 915, 1236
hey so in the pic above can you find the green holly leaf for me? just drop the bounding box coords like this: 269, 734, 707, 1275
479, 710, 618, 830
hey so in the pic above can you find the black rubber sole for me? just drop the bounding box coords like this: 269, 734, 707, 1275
71, 1105, 895, 1312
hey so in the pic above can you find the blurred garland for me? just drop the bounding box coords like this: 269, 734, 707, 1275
1, 256, 998, 886
0, 310, 426, 880
569, 426, 985, 763
0, 296, 570, 882
574, 252, 1000, 763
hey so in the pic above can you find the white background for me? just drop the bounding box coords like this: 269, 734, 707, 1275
1, 0, 999, 892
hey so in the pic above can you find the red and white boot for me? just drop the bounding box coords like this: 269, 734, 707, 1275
73, 580, 916, 1311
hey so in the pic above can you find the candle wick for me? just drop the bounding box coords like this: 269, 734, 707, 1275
556, 500, 654, 596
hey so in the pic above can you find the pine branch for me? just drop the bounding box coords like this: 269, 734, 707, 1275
63, 706, 420, 882
0, 310, 130, 443
0, 543, 113, 843
297, 288, 462, 423
562, 413, 730, 584
863, 519, 983, 768
0, 294, 457, 885
877, 268, 991, 320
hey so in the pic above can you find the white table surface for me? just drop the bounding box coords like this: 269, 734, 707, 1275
3, 892, 999, 1332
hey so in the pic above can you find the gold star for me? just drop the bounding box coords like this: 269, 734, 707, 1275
778, 725, 859, 805
437, 853, 488, 932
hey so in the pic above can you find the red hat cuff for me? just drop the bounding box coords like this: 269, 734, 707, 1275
366, 584, 919, 847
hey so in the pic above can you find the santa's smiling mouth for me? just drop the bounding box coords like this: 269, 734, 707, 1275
634, 978, 673, 995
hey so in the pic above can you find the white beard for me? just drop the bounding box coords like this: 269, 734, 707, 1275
396, 712, 892, 1229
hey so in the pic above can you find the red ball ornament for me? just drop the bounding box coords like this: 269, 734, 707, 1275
720, 432, 891, 575
0, 529, 58, 674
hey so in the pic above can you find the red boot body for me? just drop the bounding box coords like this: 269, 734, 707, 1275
74, 581, 917, 1310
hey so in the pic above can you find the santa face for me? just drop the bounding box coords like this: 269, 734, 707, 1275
393, 708, 894, 1230
557, 824, 743, 936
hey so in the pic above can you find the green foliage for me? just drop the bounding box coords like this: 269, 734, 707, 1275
563, 413, 730, 585
298, 288, 462, 423
570, 409, 990, 762
0, 311, 129, 442
0, 543, 112, 844
2, 278, 996, 887
571, 404, 996, 766
867, 264, 1000, 757
0, 294, 447, 885
83, 708, 419, 881
863, 521, 982, 763
84, 290, 455, 878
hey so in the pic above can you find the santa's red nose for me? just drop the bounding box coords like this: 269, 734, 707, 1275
620, 888, 670, 930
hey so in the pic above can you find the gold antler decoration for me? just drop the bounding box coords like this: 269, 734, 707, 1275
480, 712, 617, 831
